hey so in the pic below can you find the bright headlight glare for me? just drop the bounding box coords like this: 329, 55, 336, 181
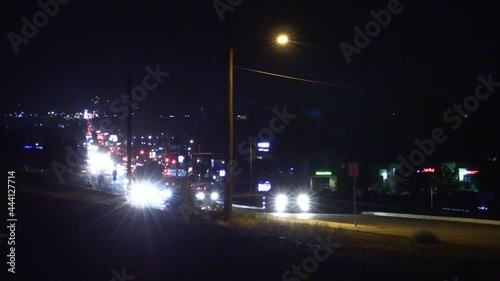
161, 189, 172, 199
297, 194, 310, 212
210, 192, 219, 201
196, 192, 205, 200
275, 194, 288, 212
128, 182, 163, 207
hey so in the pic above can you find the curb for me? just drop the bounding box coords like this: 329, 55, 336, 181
361, 211, 500, 226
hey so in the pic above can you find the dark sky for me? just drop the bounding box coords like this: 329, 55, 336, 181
1, 0, 499, 157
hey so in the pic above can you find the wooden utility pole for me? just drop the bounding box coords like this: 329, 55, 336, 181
249, 144, 253, 194
224, 46, 234, 220
126, 75, 133, 189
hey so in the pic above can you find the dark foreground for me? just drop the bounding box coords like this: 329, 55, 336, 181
3, 175, 498, 281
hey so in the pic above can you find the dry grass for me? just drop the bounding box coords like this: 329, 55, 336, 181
215, 211, 500, 279
414, 230, 440, 244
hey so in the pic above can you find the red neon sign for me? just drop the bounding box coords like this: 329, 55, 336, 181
466, 170, 478, 174
422, 168, 435, 173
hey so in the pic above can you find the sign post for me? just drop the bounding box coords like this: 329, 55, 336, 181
348, 163, 359, 227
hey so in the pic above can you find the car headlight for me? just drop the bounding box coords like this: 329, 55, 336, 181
275, 194, 288, 212
297, 194, 310, 212
196, 192, 205, 200
210, 192, 219, 201
128, 183, 163, 207
161, 189, 173, 199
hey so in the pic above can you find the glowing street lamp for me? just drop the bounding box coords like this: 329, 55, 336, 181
276, 34, 289, 45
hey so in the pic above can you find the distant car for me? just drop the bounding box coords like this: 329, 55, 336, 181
264, 188, 316, 213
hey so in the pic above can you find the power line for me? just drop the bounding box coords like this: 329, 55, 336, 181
233, 66, 368, 92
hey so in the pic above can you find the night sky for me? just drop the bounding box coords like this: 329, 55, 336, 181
1, 0, 499, 158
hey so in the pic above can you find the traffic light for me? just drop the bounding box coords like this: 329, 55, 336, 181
112, 169, 117, 181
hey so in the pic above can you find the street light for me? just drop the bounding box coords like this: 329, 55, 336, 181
275, 34, 332, 49
277, 34, 289, 45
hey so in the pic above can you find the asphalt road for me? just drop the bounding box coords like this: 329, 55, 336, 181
265, 213, 500, 250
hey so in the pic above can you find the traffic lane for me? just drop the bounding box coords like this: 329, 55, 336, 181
232, 194, 404, 214
13, 192, 427, 281
267, 213, 500, 249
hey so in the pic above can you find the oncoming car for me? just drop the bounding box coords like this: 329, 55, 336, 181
127, 180, 175, 209
192, 184, 221, 211
263, 188, 316, 213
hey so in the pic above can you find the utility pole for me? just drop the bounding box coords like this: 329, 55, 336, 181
249, 144, 253, 194
224, 46, 234, 220
126, 74, 133, 190
430, 185, 434, 209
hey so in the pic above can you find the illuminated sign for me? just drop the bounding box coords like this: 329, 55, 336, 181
315, 171, 332, 176
422, 168, 435, 173
257, 142, 270, 148
458, 168, 479, 181
258, 142, 270, 152
258, 181, 271, 192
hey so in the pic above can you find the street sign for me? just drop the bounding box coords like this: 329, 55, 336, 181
348, 163, 359, 177
348, 162, 359, 225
